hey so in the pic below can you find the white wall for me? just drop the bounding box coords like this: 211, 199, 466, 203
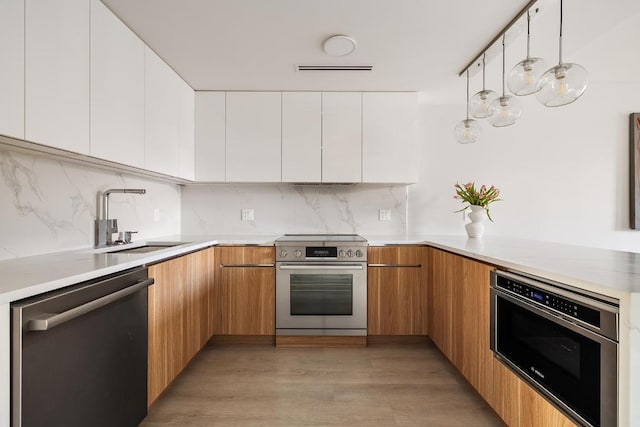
409, 9, 640, 253
182, 184, 407, 236
0, 148, 181, 260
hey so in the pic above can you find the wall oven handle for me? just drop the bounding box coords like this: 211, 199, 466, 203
279, 264, 364, 271
26, 278, 155, 332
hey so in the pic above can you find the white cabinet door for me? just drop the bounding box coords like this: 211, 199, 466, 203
177, 79, 195, 181
282, 92, 321, 183
195, 92, 226, 182
145, 47, 179, 177
0, 0, 24, 140
25, 0, 90, 154
322, 92, 362, 183
363, 92, 418, 183
90, 0, 145, 168
226, 92, 281, 182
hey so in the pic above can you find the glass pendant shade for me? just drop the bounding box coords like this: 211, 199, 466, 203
507, 10, 547, 96
454, 69, 481, 144
469, 90, 498, 119
489, 34, 521, 127
454, 118, 482, 144
508, 56, 548, 96
536, 62, 587, 107
537, 0, 588, 107
487, 95, 522, 127
469, 54, 497, 119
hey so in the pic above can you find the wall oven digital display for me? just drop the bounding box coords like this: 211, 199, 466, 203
306, 247, 337, 258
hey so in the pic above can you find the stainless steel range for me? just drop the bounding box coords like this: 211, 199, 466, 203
275, 234, 368, 336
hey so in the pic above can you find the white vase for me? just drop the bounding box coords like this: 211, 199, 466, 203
465, 205, 487, 238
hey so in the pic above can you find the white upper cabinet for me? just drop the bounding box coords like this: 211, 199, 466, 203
282, 92, 321, 183
90, 0, 145, 169
195, 92, 226, 182
226, 92, 281, 182
0, 0, 24, 140
177, 79, 195, 181
25, 0, 90, 154
322, 92, 362, 183
362, 92, 418, 183
145, 47, 180, 177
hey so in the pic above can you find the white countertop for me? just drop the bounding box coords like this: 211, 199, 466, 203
0, 234, 278, 304
2, 233, 640, 304
366, 235, 640, 298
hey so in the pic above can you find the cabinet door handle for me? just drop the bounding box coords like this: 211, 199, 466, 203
26, 278, 155, 332
220, 264, 275, 268
368, 264, 422, 268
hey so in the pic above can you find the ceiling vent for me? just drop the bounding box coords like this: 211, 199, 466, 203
296, 65, 373, 71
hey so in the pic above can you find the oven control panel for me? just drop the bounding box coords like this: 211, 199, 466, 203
496, 275, 600, 328
276, 245, 366, 262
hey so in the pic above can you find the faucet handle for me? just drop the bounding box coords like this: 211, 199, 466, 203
123, 231, 138, 244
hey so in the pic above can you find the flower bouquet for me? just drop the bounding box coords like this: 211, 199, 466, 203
453, 182, 501, 221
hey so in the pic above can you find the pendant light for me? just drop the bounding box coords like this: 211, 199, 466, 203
507, 10, 547, 96
468, 54, 498, 119
454, 70, 482, 144
487, 35, 522, 127
536, 0, 587, 107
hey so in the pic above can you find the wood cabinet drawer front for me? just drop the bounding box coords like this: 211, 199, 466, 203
218, 246, 275, 265
368, 246, 424, 266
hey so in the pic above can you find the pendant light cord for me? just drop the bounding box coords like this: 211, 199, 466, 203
466, 69, 470, 120
482, 53, 487, 91
526, 10, 531, 59
559, 0, 563, 64
501, 34, 506, 96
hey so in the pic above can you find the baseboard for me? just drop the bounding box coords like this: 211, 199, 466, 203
366, 335, 429, 345
275, 335, 367, 348
210, 335, 275, 345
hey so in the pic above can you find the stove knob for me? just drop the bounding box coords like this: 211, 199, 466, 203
347, 250, 353, 258
280, 249, 287, 258
295, 249, 303, 258
339, 250, 346, 258
355, 249, 363, 258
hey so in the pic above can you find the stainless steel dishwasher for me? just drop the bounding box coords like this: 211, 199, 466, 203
11, 267, 154, 427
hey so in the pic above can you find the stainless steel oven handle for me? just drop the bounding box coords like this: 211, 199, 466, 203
279, 264, 364, 271
26, 278, 155, 332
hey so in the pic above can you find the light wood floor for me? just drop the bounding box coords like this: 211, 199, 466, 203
141, 340, 504, 427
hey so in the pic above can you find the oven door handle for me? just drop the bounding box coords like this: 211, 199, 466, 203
279, 264, 364, 271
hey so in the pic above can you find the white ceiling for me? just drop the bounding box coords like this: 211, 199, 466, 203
101, 0, 637, 95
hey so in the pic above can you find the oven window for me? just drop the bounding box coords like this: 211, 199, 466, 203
290, 274, 353, 315
497, 297, 601, 426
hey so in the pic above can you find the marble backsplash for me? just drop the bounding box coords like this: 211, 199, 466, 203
0, 148, 181, 260
181, 184, 408, 236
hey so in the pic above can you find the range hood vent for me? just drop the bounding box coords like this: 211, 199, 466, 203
296, 65, 373, 71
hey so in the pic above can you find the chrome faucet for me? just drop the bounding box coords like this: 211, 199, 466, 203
95, 189, 146, 246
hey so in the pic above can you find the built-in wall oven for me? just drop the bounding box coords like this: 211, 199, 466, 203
275, 234, 367, 336
490, 270, 619, 427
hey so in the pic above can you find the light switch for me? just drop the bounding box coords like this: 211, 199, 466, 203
241, 209, 255, 221
379, 209, 391, 221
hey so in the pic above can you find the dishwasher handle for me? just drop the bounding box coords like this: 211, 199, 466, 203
26, 278, 154, 332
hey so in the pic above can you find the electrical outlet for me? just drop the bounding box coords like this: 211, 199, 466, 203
241, 209, 255, 221
153, 208, 160, 222
378, 209, 391, 221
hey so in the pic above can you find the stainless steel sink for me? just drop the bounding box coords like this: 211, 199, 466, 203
91, 242, 189, 254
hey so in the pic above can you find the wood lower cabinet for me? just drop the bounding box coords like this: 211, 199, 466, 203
367, 246, 428, 336
215, 246, 275, 336
429, 248, 494, 404
493, 358, 576, 427
147, 248, 214, 406
429, 247, 576, 426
